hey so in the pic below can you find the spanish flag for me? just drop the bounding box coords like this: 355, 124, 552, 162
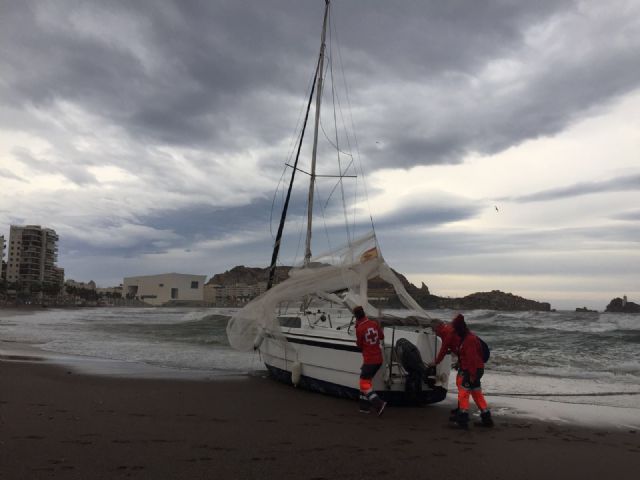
360, 246, 379, 263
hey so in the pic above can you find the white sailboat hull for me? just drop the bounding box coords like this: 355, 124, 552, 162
259, 320, 451, 405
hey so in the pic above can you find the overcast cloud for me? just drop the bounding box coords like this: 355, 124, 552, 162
1, 0, 639, 309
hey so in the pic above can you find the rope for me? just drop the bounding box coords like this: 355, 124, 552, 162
332, 13, 376, 237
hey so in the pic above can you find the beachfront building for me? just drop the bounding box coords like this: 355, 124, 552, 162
203, 283, 225, 305
96, 285, 123, 297
65, 279, 97, 290
203, 281, 267, 306
0, 235, 5, 280
123, 273, 206, 306
6, 225, 64, 292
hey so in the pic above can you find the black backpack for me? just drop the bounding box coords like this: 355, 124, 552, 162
479, 337, 490, 363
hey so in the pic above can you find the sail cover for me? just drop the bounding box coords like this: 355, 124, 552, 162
226, 231, 431, 351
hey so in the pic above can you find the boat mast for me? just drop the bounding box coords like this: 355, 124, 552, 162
304, 0, 330, 267
266, 2, 328, 290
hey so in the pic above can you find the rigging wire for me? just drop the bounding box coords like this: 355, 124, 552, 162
332, 10, 377, 243
286, 66, 319, 164
313, 181, 335, 264
328, 16, 352, 247
267, 47, 323, 290
269, 165, 290, 240
270, 64, 321, 240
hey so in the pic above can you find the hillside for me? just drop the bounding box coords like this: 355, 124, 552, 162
208, 265, 551, 311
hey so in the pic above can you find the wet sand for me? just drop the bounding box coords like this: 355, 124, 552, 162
1, 360, 638, 479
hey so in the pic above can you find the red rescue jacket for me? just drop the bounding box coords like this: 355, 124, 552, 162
457, 331, 485, 380
355, 316, 384, 364
434, 323, 461, 365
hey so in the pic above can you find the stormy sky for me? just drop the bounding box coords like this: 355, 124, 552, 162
1, 0, 639, 310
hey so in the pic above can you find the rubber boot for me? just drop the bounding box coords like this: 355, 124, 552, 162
449, 407, 460, 422
369, 393, 387, 417
358, 395, 370, 414
454, 410, 469, 430
479, 410, 494, 427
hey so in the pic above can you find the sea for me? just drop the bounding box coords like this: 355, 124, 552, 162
1, 307, 639, 426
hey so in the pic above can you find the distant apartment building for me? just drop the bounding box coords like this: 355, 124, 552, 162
65, 279, 97, 290
96, 285, 123, 297
123, 273, 206, 306
6, 225, 64, 290
203, 281, 267, 306
0, 235, 5, 280
203, 283, 225, 305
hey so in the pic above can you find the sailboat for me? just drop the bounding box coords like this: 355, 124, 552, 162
226, 0, 451, 405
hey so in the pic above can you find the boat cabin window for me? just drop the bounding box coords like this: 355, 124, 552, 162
278, 316, 301, 328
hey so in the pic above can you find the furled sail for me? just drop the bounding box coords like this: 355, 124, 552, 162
226, 231, 431, 351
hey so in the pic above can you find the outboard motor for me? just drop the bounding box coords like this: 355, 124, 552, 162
395, 338, 431, 399
396, 338, 435, 400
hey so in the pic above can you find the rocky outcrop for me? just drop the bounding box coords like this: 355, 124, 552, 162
605, 297, 640, 313
210, 265, 551, 311
575, 307, 598, 313
208, 265, 291, 286
441, 290, 551, 311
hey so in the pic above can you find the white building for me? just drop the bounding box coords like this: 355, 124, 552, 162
122, 273, 206, 306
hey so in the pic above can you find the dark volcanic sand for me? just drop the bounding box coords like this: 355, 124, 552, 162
1, 361, 638, 479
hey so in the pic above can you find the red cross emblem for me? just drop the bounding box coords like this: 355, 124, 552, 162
364, 327, 378, 345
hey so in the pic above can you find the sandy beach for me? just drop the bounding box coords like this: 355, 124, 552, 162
1, 359, 638, 480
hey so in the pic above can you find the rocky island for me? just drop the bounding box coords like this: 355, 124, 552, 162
605, 296, 640, 313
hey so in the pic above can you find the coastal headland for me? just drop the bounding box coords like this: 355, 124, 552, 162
1, 359, 638, 479
210, 265, 553, 310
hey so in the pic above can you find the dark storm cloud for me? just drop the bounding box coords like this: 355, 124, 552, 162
378, 222, 640, 277
373, 202, 481, 230
57, 189, 310, 256
501, 174, 640, 203
0, 0, 324, 156
3, 0, 640, 290
141, 198, 277, 241
3, 0, 638, 172
55, 184, 479, 261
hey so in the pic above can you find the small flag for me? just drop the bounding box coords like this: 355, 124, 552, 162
360, 247, 379, 263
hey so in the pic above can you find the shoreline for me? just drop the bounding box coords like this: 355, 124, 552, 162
2, 338, 639, 431
0, 339, 245, 380
1, 359, 639, 479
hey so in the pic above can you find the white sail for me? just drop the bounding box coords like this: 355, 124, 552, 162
226, 231, 431, 351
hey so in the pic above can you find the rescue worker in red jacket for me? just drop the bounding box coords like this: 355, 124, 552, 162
354, 306, 387, 416
431, 318, 461, 365
451, 314, 493, 428
429, 318, 463, 419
